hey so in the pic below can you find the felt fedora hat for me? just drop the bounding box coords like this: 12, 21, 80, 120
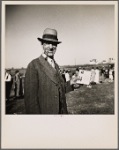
37, 28, 61, 44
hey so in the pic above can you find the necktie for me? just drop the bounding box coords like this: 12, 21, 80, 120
51, 59, 55, 68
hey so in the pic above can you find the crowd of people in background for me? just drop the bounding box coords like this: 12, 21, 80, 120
60, 64, 115, 91
5, 64, 115, 101
5, 69, 25, 102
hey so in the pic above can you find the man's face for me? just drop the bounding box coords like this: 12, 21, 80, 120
43, 41, 57, 58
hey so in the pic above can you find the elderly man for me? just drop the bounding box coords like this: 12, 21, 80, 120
24, 28, 68, 114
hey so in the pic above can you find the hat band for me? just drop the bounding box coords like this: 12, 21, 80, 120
43, 34, 58, 41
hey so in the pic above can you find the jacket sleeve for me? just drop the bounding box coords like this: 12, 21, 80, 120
24, 61, 41, 114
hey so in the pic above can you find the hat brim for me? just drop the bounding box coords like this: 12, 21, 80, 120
37, 38, 61, 44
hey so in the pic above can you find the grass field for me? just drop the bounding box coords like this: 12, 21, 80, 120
66, 82, 114, 114
6, 81, 114, 114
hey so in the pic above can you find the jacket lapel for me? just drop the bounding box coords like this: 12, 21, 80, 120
38, 55, 59, 85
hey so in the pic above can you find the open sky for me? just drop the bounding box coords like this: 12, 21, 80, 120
5, 3, 116, 68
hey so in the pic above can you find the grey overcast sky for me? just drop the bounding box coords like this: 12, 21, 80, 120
5, 3, 116, 68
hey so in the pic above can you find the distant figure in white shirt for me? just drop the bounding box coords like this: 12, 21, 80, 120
5, 69, 12, 101
65, 70, 70, 82
65, 70, 71, 92
109, 68, 113, 82
94, 67, 100, 84
90, 67, 96, 84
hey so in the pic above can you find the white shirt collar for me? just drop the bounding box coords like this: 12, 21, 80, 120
42, 54, 55, 68
42, 53, 47, 59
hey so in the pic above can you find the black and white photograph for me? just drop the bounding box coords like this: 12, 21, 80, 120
1, 1, 118, 149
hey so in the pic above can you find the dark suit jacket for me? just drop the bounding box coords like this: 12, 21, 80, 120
24, 55, 68, 114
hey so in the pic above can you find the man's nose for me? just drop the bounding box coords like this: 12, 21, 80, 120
49, 44, 53, 49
